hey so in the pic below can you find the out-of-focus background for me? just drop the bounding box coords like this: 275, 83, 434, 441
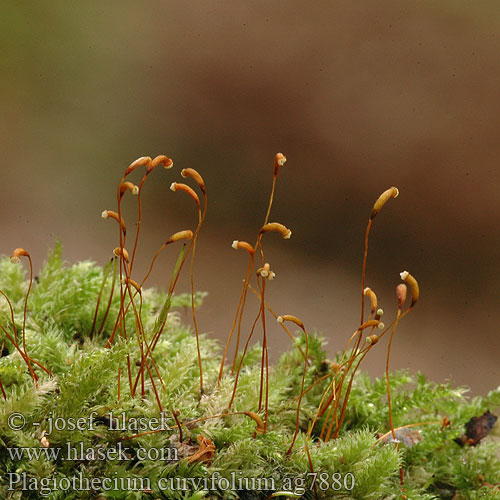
1, 2, 499, 395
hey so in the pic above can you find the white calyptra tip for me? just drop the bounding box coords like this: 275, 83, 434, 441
277, 316, 284, 324
268, 271, 276, 280
277, 155, 286, 166
101, 210, 109, 219
170, 182, 177, 192
259, 269, 269, 278
131, 185, 139, 195
377, 322, 385, 330
393, 188, 399, 198
284, 229, 292, 239
232, 240, 238, 250
400, 271, 409, 281
376, 308, 384, 317
364, 287, 371, 295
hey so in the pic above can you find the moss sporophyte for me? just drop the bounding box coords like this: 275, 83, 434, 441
0, 154, 499, 500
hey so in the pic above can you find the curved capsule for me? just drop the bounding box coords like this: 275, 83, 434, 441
370, 187, 399, 219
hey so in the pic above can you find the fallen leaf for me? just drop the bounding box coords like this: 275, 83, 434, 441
454, 410, 497, 446
186, 435, 216, 464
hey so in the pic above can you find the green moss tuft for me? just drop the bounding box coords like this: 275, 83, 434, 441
0, 250, 498, 499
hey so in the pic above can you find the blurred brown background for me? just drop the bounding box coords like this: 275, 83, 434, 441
1, 1, 499, 395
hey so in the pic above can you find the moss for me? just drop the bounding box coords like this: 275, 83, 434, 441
0, 250, 497, 499
0, 155, 498, 499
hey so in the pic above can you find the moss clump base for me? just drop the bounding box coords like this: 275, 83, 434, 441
0, 247, 498, 499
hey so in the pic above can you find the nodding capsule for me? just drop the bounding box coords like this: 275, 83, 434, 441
277, 314, 305, 329
113, 247, 130, 262
125, 156, 152, 177
167, 230, 193, 244
400, 271, 419, 307
170, 182, 200, 208
274, 152, 287, 175
260, 222, 292, 239
181, 168, 205, 193
10, 248, 29, 264
152, 155, 173, 169
363, 287, 378, 312
121, 277, 141, 293
101, 210, 126, 234
231, 240, 254, 255
119, 181, 139, 197
370, 187, 399, 219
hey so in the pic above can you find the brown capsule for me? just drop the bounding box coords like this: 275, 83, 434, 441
257, 263, 275, 280
170, 182, 200, 209
181, 168, 206, 193
244, 411, 265, 434
101, 210, 126, 234
121, 277, 141, 293
151, 155, 173, 169
396, 283, 407, 309
400, 271, 419, 307
277, 314, 305, 329
125, 156, 152, 177
363, 287, 378, 313
10, 248, 29, 263
359, 319, 382, 330
167, 230, 194, 244
231, 240, 254, 255
113, 247, 130, 262
260, 222, 292, 239
119, 181, 139, 197
370, 187, 399, 219
274, 152, 287, 175
366, 334, 379, 345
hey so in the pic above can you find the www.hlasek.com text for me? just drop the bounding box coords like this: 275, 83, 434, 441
7, 442, 178, 462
